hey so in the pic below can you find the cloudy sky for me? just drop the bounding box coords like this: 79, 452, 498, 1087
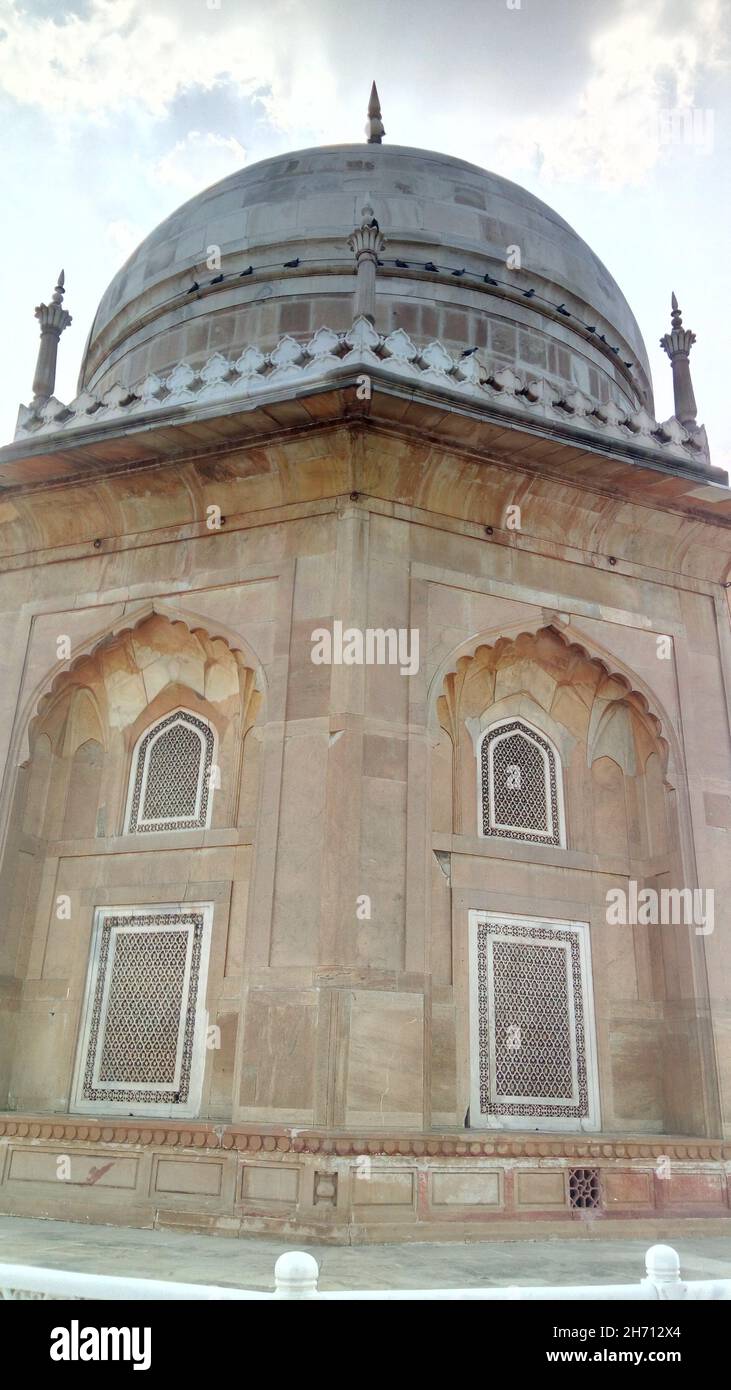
1, 0, 729, 462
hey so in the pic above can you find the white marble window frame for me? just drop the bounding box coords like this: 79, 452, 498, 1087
468, 910, 600, 1133
70, 902, 213, 1119
123, 708, 216, 834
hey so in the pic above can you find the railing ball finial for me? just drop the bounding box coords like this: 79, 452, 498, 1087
274, 1250, 319, 1299
645, 1244, 681, 1286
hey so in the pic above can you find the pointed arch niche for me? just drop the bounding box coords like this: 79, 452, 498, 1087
0, 611, 264, 1114
429, 624, 718, 1139
20, 611, 263, 841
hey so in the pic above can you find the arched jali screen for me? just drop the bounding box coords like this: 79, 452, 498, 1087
479, 717, 565, 846
125, 709, 216, 833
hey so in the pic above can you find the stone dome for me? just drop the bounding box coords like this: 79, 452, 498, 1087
80, 143, 653, 413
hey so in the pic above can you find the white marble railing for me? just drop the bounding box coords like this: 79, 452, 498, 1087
1, 1244, 729, 1300
14, 318, 709, 468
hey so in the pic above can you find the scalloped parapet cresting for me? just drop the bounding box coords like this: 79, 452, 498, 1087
13, 317, 710, 469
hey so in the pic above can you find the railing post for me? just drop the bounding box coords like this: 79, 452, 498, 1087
643, 1244, 683, 1300
273, 1251, 320, 1299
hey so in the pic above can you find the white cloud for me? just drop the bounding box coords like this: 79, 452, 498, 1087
152, 131, 246, 192
0, 0, 274, 118
105, 219, 144, 257
2, 0, 724, 189
488, 0, 729, 187
0, 0, 340, 142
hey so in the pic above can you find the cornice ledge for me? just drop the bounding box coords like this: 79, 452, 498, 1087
12, 318, 718, 478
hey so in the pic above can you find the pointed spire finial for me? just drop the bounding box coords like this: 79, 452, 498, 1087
32, 270, 72, 405
366, 81, 385, 144
52, 269, 66, 306
660, 290, 698, 429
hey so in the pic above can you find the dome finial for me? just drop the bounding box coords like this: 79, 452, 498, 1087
366, 81, 385, 144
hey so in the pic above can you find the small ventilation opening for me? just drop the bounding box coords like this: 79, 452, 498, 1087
569, 1167, 601, 1211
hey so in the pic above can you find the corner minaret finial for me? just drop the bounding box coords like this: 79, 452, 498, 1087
32, 269, 72, 405
366, 81, 385, 144
660, 291, 698, 429
347, 203, 387, 321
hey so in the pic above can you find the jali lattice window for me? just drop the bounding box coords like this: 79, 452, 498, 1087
569, 1168, 601, 1210
480, 718, 564, 846
72, 904, 213, 1117
468, 912, 600, 1132
125, 710, 215, 833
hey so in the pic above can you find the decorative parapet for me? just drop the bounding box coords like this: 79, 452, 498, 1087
14, 316, 711, 471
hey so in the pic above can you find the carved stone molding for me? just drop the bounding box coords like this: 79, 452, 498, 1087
0, 1117, 728, 1163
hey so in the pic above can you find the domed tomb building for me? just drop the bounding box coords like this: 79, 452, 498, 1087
0, 93, 730, 1239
